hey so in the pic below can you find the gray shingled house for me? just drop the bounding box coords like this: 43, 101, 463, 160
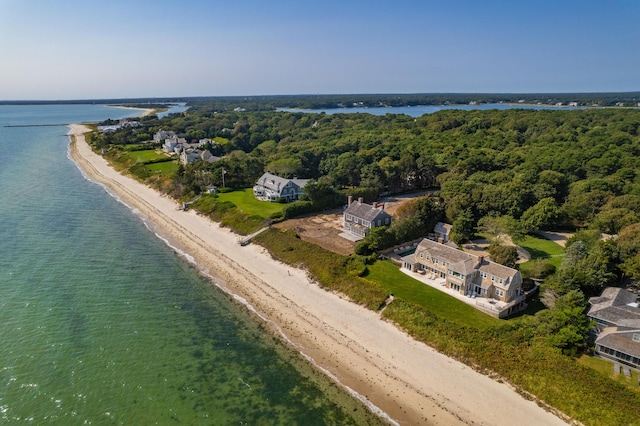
253, 172, 309, 202
402, 238, 526, 317
343, 196, 392, 238
588, 287, 640, 371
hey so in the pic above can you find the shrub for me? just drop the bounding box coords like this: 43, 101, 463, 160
282, 200, 315, 219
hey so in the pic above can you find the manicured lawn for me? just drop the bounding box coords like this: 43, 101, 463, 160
364, 260, 501, 329
519, 234, 565, 276
146, 160, 178, 175
217, 188, 285, 218
578, 354, 640, 392
128, 149, 168, 163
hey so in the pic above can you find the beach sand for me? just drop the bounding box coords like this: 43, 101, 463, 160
68, 124, 569, 426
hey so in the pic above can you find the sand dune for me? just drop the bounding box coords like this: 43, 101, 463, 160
68, 124, 568, 425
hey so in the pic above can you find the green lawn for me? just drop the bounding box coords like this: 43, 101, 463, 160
146, 161, 178, 175
217, 188, 285, 218
519, 234, 565, 276
578, 354, 640, 392
128, 149, 168, 163
364, 260, 501, 329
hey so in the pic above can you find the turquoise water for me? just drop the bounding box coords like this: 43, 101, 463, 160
278, 103, 586, 117
0, 105, 378, 425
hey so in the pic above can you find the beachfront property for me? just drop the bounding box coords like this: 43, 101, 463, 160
97, 118, 140, 133
343, 196, 392, 239
401, 238, 526, 318
588, 287, 640, 373
253, 172, 309, 202
154, 131, 221, 165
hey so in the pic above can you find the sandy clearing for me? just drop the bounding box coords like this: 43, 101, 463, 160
68, 124, 569, 426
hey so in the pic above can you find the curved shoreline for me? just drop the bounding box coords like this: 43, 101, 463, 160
67, 124, 568, 426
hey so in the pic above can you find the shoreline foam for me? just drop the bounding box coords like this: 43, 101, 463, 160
67, 124, 568, 426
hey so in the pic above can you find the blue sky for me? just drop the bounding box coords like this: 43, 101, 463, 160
0, 0, 638, 100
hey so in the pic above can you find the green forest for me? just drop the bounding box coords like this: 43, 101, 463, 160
92, 102, 640, 425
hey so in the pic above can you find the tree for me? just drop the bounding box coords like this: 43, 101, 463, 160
520, 197, 562, 231
592, 207, 639, 235
487, 244, 519, 268
621, 252, 640, 280
354, 226, 393, 255
451, 208, 475, 244
478, 215, 526, 244
534, 289, 592, 355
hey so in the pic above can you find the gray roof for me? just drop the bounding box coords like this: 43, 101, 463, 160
596, 327, 640, 359
416, 238, 476, 265
344, 201, 391, 222
588, 287, 640, 328
434, 222, 452, 235
256, 172, 309, 192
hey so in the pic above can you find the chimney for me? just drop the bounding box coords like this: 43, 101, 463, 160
478, 255, 484, 266
373, 202, 378, 209
348, 195, 353, 206
379, 202, 384, 210
358, 197, 364, 204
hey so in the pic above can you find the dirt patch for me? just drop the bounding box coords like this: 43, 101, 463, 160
274, 210, 355, 255
274, 192, 432, 255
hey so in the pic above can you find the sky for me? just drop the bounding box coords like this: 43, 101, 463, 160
0, 0, 638, 100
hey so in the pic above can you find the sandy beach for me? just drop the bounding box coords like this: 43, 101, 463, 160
107, 105, 155, 117
68, 124, 569, 426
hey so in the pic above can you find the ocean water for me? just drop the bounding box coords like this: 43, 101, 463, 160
278, 102, 585, 117
0, 105, 378, 425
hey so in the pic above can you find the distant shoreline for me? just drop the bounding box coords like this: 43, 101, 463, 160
106, 105, 155, 117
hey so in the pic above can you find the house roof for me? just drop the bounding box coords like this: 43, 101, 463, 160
588, 287, 640, 328
434, 222, 452, 235
416, 238, 476, 265
256, 172, 309, 193
344, 201, 391, 222
596, 327, 640, 358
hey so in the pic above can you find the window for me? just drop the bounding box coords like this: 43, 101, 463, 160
377, 220, 381, 226
419, 252, 424, 259
385, 217, 390, 225
491, 275, 495, 282
442, 261, 447, 267
496, 289, 504, 297
480, 272, 487, 279
633, 334, 640, 343
499, 278, 503, 284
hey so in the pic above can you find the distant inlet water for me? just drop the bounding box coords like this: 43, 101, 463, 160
278, 103, 587, 117
0, 104, 377, 424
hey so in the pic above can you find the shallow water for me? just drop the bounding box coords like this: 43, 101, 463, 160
0, 105, 378, 425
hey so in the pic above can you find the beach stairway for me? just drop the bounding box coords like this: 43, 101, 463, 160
376, 294, 394, 314
238, 226, 270, 246
179, 195, 202, 211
